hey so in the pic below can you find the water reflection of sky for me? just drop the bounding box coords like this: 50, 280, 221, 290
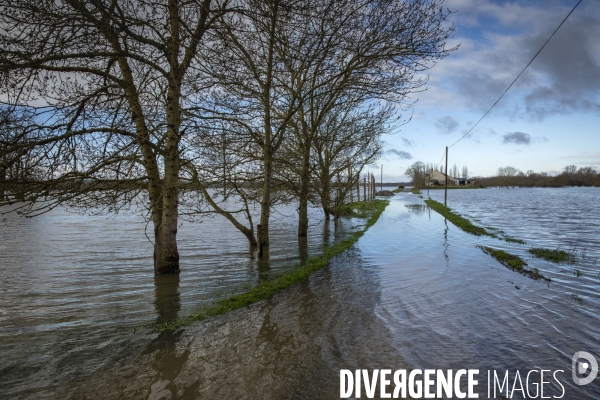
2, 188, 600, 398
366, 189, 600, 398
0, 198, 352, 397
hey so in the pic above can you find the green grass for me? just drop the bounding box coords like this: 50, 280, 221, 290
528, 247, 576, 263
478, 246, 550, 281
504, 237, 527, 244
410, 188, 422, 194
571, 293, 584, 304
424, 199, 489, 236
425, 199, 527, 244
342, 199, 389, 218
154, 199, 389, 333
392, 187, 404, 193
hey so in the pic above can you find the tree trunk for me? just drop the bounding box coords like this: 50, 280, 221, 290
154, 82, 181, 274
298, 193, 309, 237
0, 168, 5, 201
298, 140, 311, 237
154, 158, 180, 274
153, 214, 180, 274
259, 149, 272, 249
321, 174, 331, 220
348, 167, 353, 203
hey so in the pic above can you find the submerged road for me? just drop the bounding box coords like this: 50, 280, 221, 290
22, 192, 600, 399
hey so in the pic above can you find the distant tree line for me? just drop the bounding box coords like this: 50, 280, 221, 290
0, 0, 455, 274
476, 165, 600, 188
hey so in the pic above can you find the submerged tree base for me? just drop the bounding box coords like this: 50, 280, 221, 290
478, 246, 550, 282
154, 200, 389, 333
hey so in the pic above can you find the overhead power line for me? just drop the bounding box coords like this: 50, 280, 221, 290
448, 0, 583, 148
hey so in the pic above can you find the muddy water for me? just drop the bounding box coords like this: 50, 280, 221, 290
0, 200, 357, 398
2, 188, 600, 398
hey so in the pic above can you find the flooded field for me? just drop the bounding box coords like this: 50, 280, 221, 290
1, 187, 600, 398
0, 199, 354, 397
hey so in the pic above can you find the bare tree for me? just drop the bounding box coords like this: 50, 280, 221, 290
312, 103, 385, 220
405, 161, 427, 189
197, 0, 305, 251
0, 0, 234, 274
278, 0, 455, 236
497, 166, 519, 188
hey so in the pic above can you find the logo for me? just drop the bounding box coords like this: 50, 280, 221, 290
572, 351, 598, 385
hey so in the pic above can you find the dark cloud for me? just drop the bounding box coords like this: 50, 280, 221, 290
385, 149, 413, 160
450, 3, 600, 120
401, 137, 416, 147
435, 116, 459, 134
503, 131, 531, 145
522, 12, 600, 119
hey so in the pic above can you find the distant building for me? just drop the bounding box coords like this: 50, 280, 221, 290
427, 170, 474, 186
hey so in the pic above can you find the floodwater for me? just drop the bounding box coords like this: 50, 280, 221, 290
1, 187, 600, 399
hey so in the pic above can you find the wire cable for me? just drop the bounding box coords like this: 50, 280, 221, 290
438, 148, 446, 168
448, 0, 582, 148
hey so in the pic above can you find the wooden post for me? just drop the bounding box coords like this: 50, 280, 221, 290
371, 173, 376, 199
356, 172, 361, 202
380, 165, 383, 191
444, 146, 448, 206
363, 176, 367, 201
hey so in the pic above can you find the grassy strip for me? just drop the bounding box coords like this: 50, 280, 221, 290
410, 188, 422, 194
392, 187, 404, 193
504, 237, 527, 244
424, 199, 488, 236
485, 226, 526, 244
154, 200, 389, 333
478, 246, 550, 281
528, 247, 575, 263
424, 199, 526, 244
340, 199, 388, 218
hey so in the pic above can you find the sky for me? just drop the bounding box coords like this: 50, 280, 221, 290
374, 0, 600, 182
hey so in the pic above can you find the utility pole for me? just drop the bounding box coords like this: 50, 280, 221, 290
444, 146, 448, 205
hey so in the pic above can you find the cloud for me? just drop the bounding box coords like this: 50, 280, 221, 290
502, 131, 531, 145
559, 151, 600, 160
385, 149, 413, 160
419, 1, 600, 120
435, 116, 459, 134
401, 137, 416, 147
